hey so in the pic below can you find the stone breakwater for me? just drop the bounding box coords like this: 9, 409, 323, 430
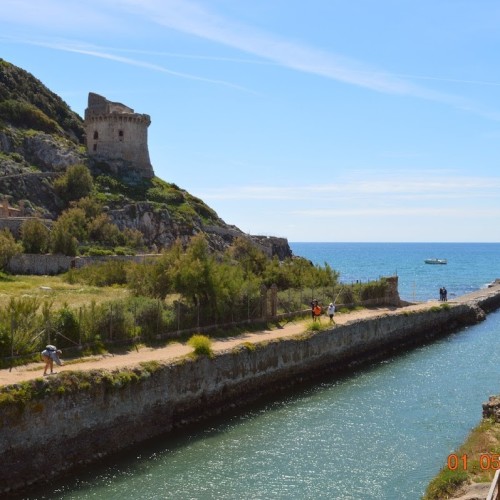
2, 284, 500, 495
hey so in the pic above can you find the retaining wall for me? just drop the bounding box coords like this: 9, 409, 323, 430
0, 294, 498, 494
6, 253, 158, 275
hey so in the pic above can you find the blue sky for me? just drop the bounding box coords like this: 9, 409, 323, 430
1, 0, 500, 242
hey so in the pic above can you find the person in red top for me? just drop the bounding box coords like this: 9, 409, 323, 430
313, 301, 322, 322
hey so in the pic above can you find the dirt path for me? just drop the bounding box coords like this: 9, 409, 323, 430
0, 300, 445, 387
3, 280, 499, 388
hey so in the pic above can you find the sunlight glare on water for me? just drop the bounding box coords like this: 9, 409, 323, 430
37, 311, 500, 499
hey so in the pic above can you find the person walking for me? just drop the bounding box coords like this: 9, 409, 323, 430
313, 301, 322, 322
327, 303, 336, 325
41, 345, 63, 375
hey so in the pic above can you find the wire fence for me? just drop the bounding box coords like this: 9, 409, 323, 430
1, 279, 397, 367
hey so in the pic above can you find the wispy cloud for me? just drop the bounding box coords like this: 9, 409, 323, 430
294, 207, 500, 218
112, 0, 499, 118
2, 0, 500, 119
199, 174, 500, 201
0, 35, 256, 93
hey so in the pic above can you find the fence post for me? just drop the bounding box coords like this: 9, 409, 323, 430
109, 303, 113, 342
157, 299, 161, 336
78, 307, 82, 347
260, 284, 268, 320
177, 301, 180, 333
9, 315, 16, 372
133, 302, 137, 339
270, 284, 278, 318
197, 296, 200, 332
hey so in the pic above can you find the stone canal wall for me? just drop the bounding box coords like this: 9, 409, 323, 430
1, 288, 500, 494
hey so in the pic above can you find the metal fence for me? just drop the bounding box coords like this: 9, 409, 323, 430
1, 280, 396, 366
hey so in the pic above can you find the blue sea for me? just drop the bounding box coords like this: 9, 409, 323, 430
290, 242, 500, 302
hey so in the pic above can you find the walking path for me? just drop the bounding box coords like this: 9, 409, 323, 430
1, 282, 499, 388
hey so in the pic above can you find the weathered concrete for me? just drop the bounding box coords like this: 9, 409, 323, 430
1, 287, 500, 494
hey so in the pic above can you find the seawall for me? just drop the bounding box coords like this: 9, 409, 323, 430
2, 286, 500, 494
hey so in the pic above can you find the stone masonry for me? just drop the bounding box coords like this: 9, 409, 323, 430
84, 93, 154, 178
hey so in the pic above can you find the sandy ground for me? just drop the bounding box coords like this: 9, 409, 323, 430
1, 282, 498, 388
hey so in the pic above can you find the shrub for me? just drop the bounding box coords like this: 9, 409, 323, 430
54, 164, 94, 204
54, 307, 80, 348
0, 228, 22, 270
21, 218, 50, 254
0, 99, 60, 133
50, 208, 88, 256
128, 296, 172, 340
187, 334, 213, 356
65, 260, 130, 286
423, 468, 468, 499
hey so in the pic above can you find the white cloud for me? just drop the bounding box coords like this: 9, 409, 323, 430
198, 174, 500, 201
1, 36, 255, 92
293, 207, 500, 218
2, 0, 500, 119
112, 0, 500, 118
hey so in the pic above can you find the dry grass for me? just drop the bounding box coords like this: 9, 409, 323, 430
0, 274, 129, 310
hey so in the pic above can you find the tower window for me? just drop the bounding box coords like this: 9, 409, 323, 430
93, 131, 99, 140
93, 144, 97, 151
119, 130, 124, 141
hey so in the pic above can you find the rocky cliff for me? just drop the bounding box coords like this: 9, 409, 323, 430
0, 59, 292, 258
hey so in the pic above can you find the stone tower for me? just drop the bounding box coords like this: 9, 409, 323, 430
84, 93, 154, 178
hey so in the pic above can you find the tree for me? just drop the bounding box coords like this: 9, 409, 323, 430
51, 208, 88, 255
88, 214, 122, 246
54, 164, 93, 204
74, 196, 103, 219
0, 228, 22, 270
226, 237, 268, 278
20, 218, 50, 254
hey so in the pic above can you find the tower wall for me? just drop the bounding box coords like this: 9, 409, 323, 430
84, 93, 154, 178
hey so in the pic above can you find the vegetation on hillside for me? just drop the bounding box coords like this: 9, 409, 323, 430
0, 58, 84, 141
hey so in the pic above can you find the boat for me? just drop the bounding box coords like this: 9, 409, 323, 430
424, 258, 447, 265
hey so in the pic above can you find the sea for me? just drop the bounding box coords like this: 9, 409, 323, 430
290, 242, 500, 303
27, 243, 500, 500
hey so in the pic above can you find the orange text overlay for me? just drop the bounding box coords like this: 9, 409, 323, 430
447, 453, 500, 471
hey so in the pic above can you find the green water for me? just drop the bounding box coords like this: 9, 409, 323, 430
33, 311, 500, 499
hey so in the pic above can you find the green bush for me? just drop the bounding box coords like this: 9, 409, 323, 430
128, 296, 173, 340
54, 164, 94, 204
358, 279, 388, 300
0, 228, 22, 270
423, 468, 468, 499
187, 334, 213, 356
0, 99, 60, 133
54, 307, 80, 348
21, 218, 50, 254
70, 260, 130, 286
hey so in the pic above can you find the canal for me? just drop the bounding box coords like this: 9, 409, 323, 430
33, 310, 500, 499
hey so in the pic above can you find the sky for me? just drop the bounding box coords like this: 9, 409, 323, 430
1, 0, 500, 242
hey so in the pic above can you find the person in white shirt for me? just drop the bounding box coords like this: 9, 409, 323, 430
327, 303, 336, 325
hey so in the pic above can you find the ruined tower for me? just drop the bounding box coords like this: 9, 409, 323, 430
84, 93, 154, 178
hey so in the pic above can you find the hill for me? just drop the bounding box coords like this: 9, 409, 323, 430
0, 59, 291, 258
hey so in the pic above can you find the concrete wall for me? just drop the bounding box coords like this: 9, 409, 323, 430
0, 298, 490, 494
6, 253, 159, 275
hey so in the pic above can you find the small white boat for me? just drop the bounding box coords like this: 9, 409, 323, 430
424, 258, 447, 265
